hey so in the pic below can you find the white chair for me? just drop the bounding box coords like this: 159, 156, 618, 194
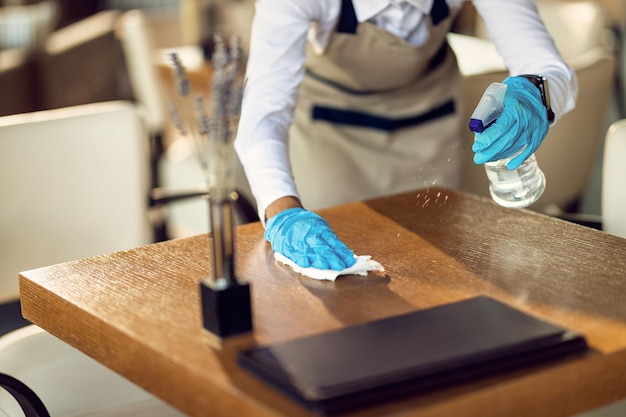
37, 10, 132, 111
602, 119, 626, 238
0, 100, 153, 305
450, 0, 616, 214
36, 9, 187, 240
0, 326, 184, 417
0, 101, 185, 416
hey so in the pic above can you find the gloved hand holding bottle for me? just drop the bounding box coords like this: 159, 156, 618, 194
264, 207, 357, 270
472, 76, 550, 169
469, 75, 551, 208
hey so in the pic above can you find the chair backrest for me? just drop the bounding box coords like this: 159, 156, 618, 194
602, 119, 626, 238
37, 10, 133, 111
0, 49, 36, 117
35, 9, 167, 137
0, 101, 153, 303
116, 9, 166, 136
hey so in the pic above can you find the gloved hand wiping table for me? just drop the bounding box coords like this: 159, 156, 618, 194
264, 207, 384, 281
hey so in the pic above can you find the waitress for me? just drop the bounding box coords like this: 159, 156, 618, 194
234, 0, 578, 271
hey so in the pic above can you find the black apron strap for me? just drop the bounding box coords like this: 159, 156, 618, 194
338, 0, 450, 33
336, 0, 358, 33
430, 0, 450, 26
312, 100, 455, 132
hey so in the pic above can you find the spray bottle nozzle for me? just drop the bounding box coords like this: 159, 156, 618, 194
469, 82, 508, 133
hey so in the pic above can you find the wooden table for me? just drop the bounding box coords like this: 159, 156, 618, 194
19, 187, 626, 417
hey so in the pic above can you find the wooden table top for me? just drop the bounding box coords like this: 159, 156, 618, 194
19, 187, 626, 417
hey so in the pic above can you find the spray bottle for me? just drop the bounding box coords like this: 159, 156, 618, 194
469, 82, 545, 208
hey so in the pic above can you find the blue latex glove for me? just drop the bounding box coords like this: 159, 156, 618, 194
472, 76, 550, 169
264, 207, 357, 270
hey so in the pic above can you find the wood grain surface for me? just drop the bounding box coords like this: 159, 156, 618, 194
19, 187, 626, 417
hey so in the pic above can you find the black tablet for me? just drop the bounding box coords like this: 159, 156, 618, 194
238, 296, 588, 414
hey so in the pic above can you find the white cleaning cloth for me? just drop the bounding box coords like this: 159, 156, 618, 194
273, 253, 385, 281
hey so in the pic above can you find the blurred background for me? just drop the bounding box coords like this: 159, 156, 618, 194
1, 0, 625, 329
1, 4, 625, 415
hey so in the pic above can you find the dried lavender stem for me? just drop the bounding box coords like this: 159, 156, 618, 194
166, 36, 244, 285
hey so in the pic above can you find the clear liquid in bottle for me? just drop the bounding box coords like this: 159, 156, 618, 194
483, 153, 545, 208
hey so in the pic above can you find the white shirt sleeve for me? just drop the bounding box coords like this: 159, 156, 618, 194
471, 0, 578, 121
234, 0, 337, 222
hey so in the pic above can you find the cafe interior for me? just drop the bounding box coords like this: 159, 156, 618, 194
1, 0, 625, 416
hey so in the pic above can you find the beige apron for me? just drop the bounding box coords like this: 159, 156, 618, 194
289, 0, 464, 210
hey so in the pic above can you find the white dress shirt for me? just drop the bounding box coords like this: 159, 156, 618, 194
235, 0, 578, 220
